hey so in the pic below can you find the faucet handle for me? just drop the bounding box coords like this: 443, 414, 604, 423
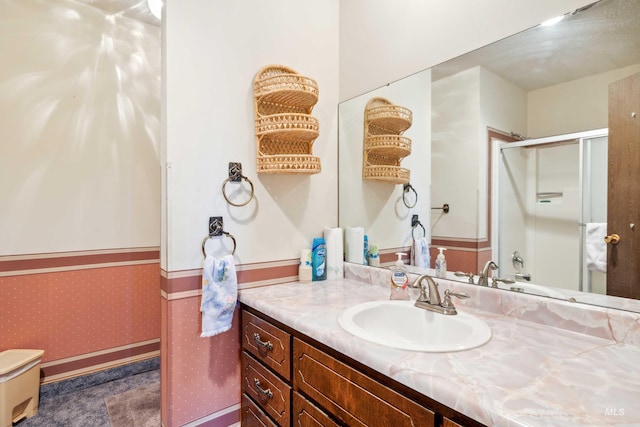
440, 290, 470, 314
442, 289, 469, 306
454, 271, 475, 284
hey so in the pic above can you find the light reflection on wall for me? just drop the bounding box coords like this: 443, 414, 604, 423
0, 0, 161, 254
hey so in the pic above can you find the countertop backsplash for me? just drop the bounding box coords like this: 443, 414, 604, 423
344, 263, 640, 347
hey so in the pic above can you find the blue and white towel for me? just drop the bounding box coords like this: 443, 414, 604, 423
200, 254, 237, 337
413, 237, 430, 268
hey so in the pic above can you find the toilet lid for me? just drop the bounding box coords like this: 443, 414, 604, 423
0, 349, 44, 375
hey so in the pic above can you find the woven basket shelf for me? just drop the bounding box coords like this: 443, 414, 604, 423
363, 97, 412, 184
255, 113, 319, 140
257, 154, 321, 174
254, 65, 321, 175
363, 135, 411, 158
363, 166, 410, 184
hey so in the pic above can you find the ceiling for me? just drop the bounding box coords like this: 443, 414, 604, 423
75, 0, 160, 27
431, 0, 640, 91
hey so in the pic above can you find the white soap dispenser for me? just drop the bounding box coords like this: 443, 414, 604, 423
435, 247, 447, 278
389, 252, 410, 300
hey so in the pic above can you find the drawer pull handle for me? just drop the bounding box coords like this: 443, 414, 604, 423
253, 333, 273, 351
253, 378, 274, 399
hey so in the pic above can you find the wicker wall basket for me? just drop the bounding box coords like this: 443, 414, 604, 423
363, 97, 412, 184
254, 65, 321, 174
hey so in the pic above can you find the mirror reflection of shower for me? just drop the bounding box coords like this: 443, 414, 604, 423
494, 129, 608, 294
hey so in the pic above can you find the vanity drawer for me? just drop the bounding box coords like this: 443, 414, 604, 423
241, 393, 278, 427
243, 310, 291, 380
293, 392, 340, 427
242, 351, 291, 427
293, 338, 435, 427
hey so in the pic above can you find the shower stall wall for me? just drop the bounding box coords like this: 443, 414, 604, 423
494, 129, 608, 294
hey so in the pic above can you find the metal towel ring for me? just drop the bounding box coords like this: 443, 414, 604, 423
201, 232, 237, 257
402, 183, 418, 208
222, 162, 254, 207
411, 215, 426, 240
202, 216, 237, 257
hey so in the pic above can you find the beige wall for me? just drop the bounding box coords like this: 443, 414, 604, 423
339, 69, 431, 252
0, 0, 161, 383
0, 0, 161, 255
163, 0, 340, 272
431, 67, 526, 241
528, 64, 640, 137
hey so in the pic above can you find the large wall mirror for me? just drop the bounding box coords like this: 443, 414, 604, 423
338, 0, 640, 312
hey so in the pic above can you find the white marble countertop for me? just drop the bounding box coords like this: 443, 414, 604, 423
239, 273, 640, 427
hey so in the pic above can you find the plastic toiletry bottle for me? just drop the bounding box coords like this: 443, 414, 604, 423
363, 235, 369, 265
435, 247, 447, 279
299, 249, 313, 283
312, 237, 327, 281
368, 244, 380, 267
389, 253, 410, 300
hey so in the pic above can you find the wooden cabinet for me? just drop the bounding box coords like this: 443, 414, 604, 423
241, 310, 292, 426
293, 338, 434, 426
241, 307, 484, 427
293, 392, 340, 427
242, 310, 291, 380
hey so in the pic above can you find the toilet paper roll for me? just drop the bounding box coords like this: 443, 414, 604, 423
344, 227, 364, 264
324, 227, 344, 280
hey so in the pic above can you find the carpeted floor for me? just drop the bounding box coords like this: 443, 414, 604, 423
105, 382, 160, 427
16, 359, 160, 427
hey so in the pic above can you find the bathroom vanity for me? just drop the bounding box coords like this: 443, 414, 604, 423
239, 265, 640, 426
241, 307, 476, 426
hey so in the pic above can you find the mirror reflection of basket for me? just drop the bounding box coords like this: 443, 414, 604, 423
254, 65, 321, 174
363, 97, 412, 184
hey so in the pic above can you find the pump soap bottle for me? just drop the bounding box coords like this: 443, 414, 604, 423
389, 253, 410, 300
435, 247, 447, 278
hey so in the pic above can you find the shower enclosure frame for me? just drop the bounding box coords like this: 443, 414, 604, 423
491, 128, 608, 293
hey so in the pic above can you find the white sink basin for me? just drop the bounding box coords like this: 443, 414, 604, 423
338, 300, 491, 352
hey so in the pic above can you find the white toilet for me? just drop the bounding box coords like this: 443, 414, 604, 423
0, 349, 44, 427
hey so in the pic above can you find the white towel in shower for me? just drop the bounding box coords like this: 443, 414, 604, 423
200, 254, 237, 337
585, 223, 607, 273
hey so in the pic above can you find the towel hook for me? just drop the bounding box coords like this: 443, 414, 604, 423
202, 216, 237, 257
411, 214, 426, 239
402, 183, 418, 208
222, 162, 255, 207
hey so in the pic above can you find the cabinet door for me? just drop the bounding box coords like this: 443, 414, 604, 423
293, 392, 340, 427
443, 417, 466, 427
243, 310, 291, 380
242, 393, 278, 427
293, 339, 435, 427
242, 352, 291, 426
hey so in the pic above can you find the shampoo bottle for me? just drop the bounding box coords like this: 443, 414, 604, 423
389, 253, 410, 300
435, 247, 447, 278
312, 237, 327, 281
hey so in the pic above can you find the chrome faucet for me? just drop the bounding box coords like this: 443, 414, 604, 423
409, 274, 469, 315
478, 261, 498, 286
